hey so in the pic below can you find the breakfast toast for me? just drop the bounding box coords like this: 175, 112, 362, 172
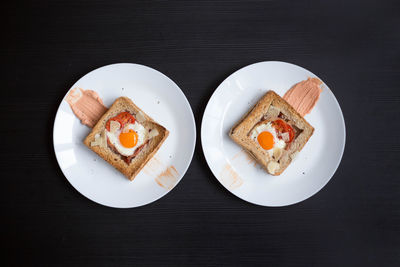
229, 91, 314, 175
84, 97, 169, 180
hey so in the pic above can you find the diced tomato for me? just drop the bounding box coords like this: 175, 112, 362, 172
105, 112, 135, 131
116, 112, 135, 126
105, 118, 120, 131
272, 119, 295, 143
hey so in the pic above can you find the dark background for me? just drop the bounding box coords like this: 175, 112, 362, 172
2, 0, 400, 266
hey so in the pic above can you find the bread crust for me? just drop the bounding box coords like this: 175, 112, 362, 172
229, 91, 314, 175
84, 97, 169, 180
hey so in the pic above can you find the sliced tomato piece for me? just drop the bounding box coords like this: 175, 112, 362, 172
116, 112, 135, 126
105, 112, 135, 131
105, 117, 122, 131
272, 119, 295, 143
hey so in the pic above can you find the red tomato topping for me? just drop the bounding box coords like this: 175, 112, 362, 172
106, 112, 135, 131
117, 112, 135, 126
272, 119, 295, 143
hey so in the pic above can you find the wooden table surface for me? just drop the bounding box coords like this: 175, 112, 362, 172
2, 0, 400, 266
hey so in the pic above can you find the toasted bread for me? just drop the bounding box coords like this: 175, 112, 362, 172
84, 97, 169, 180
229, 91, 314, 175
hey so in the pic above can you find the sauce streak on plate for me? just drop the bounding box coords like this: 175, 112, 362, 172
283, 77, 323, 117
65, 88, 108, 128
144, 157, 179, 190
220, 164, 243, 189
155, 166, 179, 190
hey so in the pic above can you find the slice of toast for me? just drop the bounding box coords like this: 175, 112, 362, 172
84, 97, 169, 180
229, 91, 314, 175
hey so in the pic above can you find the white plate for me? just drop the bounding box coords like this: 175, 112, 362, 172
53, 63, 196, 208
201, 61, 345, 206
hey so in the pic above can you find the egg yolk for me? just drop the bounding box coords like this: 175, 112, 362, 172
257, 131, 274, 150
119, 129, 138, 148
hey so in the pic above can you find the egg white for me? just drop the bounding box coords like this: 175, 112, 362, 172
250, 122, 286, 157
106, 121, 147, 156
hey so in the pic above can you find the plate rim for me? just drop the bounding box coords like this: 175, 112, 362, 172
201, 60, 346, 207
53, 62, 197, 208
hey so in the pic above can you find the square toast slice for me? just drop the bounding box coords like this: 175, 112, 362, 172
229, 91, 314, 175
84, 97, 169, 180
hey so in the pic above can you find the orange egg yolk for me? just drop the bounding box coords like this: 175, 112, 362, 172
119, 129, 138, 148
257, 131, 274, 150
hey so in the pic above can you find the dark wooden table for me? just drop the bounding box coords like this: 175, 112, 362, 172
2, 0, 400, 266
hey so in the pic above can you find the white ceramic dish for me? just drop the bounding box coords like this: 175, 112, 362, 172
53, 63, 196, 208
201, 61, 345, 206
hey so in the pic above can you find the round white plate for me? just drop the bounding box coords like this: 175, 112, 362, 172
53, 63, 196, 208
201, 61, 345, 206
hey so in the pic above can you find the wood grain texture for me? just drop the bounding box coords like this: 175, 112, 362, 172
1, 0, 400, 266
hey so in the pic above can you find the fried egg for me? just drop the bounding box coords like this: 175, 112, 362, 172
106, 121, 147, 156
250, 122, 286, 157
